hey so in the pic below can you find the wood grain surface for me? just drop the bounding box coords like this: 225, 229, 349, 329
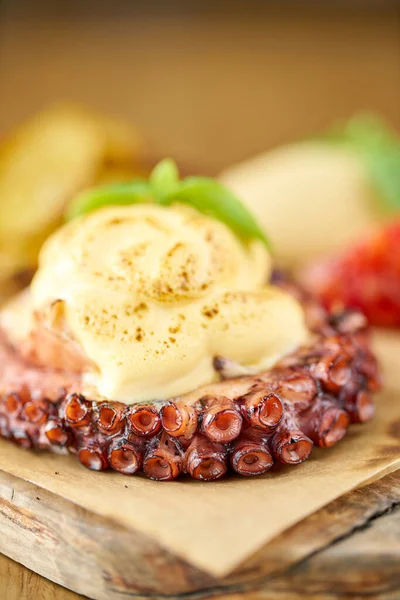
0, 471, 399, 600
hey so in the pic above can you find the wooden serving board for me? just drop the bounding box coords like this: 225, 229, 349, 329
0, 331, 399, 600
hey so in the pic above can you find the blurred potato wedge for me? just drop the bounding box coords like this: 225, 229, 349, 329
0, 104, 144, 301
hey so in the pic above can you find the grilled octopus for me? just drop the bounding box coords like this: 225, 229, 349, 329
0, 274, 380, 481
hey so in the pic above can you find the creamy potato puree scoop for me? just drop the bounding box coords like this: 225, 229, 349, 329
3, 204, 307, 403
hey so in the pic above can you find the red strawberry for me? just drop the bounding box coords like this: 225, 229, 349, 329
302, 221, 400, 327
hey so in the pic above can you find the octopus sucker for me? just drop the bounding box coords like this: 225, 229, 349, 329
184, 435, 228, 481
79, 446, 109, 471
21, 398, 50, 425
200, 396, 243, 443
299, 395, 350, 448
109, 439, 143, 475
270, 429, 313, 465
127, 405, 161, 437
160, 401, 198, 440
230, 430, 273, 476
274, 371, 317, 410
12, 428, 34, 449
240, 390, 283, 431
44, 418, 71, 447
0, 284, 380, 480
94, 401, 126, 435
62, 394, 92, 428
339, 383, 376, 424
143, 433, 183, 481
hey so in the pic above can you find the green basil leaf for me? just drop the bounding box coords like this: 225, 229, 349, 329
344, 114, 398, 148
149, 158, 180, 200
160, 176, 270, 248
324, 114, 397, 149
66, 180, 152, 220
322, 114, 400, 212
65, 161, 271, 250
364, 148, 400, 213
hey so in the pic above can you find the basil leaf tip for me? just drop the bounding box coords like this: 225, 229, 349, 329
149, 158, 180, 200
322, 113, 400, 213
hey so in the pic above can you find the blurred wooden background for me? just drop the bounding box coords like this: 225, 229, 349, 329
0, 0, 399, 172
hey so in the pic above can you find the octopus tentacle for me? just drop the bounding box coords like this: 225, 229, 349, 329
79, 445, 109, 471
273, 370, 317, 410
240, 390, 283, 431
12, 428, 33, 449
230, 429, 273, 476
354, 348, 381, 392
127, 405, 161, 437
270, 428, 313, 465
269, 403, 313, 464
0, 276, 381, 480
143, 433, 183, 481
339, 382, 376, 423
299, 395, 350, 448
184, 435, 228, 481
21, 398, 52, 425
311, 354, 353, 394
3, 392, 25, 417
213, 356, 253, 379
62, 394, 92, 428
109, 438, 143, 475
160, 401, 198, 440
200, 396, 243, 443
0, 414, 11, 439
94, 402, 126, 435
44, 418, 71, 447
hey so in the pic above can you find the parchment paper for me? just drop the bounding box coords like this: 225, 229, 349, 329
0, 331, 399, 577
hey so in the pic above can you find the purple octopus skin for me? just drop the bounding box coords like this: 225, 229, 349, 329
0, 278, 381, 481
